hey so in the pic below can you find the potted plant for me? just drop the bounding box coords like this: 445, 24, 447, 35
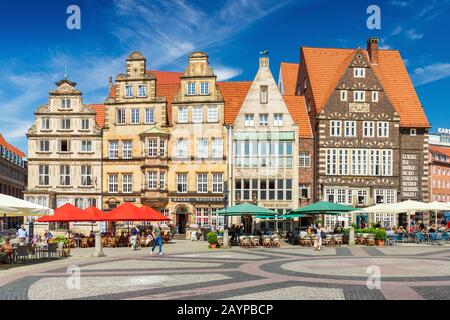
374, 229, 386, 246
55, 235, 71, 256
207, 231, 219, 249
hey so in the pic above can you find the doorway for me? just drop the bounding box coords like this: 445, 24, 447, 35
176, 206, 189, 234
241, 215, 253, 234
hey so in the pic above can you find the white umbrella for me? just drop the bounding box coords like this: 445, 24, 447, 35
0, 193, 53, 217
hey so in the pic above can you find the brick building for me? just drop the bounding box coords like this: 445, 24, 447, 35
429, 145, 450, 203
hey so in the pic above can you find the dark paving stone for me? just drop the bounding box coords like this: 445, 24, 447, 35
361, 247, 386, 256
412, 286, 450, 300
335, 248, 353, 256
0, 276, 41, 300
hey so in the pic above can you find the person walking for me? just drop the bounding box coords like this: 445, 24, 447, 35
130, 226, 140, 251
313, 223, 325, 252
151, 222, 163, 256
16, 224, 28, 246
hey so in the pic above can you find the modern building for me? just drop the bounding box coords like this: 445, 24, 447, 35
280, 38, 430, 227
25, 78, 103, 214
0, 134, 27, 228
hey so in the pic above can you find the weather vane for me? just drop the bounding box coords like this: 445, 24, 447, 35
260, 50, 269, 56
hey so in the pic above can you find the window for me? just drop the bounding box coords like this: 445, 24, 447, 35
354, 68, 366, 78
375, 189, 396, 204
344, 121, 356, 137
363, 121, 375, 137
340, 90, 348, 101
123, 140, 132, 159
207, 106, 218, 122
370, 150, 381, 176
357, 190, 368, 205
109, 141, 119, 159
299, 184, 310, 199
125, 85, 133, 98
260, 85, 268, 104
41, 118, 50, 130
212, 138, 223, 158
381, 150, 393, 176
299, 152, 310, 168
176, 139, 188, 158
131, 109, 140, 124
160, 140, 166, 157
61, 98, 71, 109
274, 114, 283, 126
197, 173, 208, 193
196, 208, 211, 227
81, 140, 92, 152
59, 165, 70, 186
178, 107, 188, 123
351, 149, 368, 175
60, 118, 71, 130
200, 82, 209, 95
212, 173, 223, 193
81, 165, 92, 186
330, 120, 342, 137
192, 107, 203, 123
196, 138, 209, 159
145, 108, 155, 124
148, 171, 157, 190
326, 149, 338, 175
59, 140, 70, 152
354, 91, 365, 102
372, 91, 379, 102
338, 149, 349, 175
39, 140, 50, 152
245, 114, 254, 127
122, 174, 132, 193
116, 109, 126, 124
410, 128, 417, 136
108, 174, 118, 193
159, 172, 166, 189
259, 114, 268, 126
187, 82, 196, 95
377, 122, 389, 138
138, 84, 147, 97
39, 165, 49, 186
177, 173, 188, 193
148, 139, 158, 157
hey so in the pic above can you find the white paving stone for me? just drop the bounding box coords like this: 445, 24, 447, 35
82, 259, 223, 270
223, 286, 345, 300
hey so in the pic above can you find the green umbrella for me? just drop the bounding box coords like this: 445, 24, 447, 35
283, 213, 308, 219
217, 203, 277, 217
255, 215, 291, 220
290, 201, 356, 215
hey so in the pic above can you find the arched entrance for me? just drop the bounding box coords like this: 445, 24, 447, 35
176, 205, 189, 234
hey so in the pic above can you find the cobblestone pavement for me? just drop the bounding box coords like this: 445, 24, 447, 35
1, 241, 449, 300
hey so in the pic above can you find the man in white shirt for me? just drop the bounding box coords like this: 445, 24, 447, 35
16, 225, 28, 246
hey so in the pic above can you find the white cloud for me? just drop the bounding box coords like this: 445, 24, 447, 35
406, 28, 424, 40
379, 39, 392, 50
411, 63, 450, 86
213, 65, 243, 81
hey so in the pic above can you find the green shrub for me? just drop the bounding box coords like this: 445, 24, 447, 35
207, 232, 218, 244
54, 235, 69, 246
375, 229, 387, 240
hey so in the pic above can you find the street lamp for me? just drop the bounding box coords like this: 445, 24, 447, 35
223, 181, 230, 248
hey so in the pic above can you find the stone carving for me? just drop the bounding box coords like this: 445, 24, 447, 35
349, 103, 370, 113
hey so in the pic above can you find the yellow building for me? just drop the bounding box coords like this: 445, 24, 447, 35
166, 52, 227, 233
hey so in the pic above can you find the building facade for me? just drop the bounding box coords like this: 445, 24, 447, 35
429, 144, 450, 203
25, 79, 103, 211
167, 52, 227, 233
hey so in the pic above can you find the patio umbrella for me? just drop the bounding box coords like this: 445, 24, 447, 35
0, 193, 53, 217
217, 203, 277, 217
36, 203, 95, 239
290, 202, 356, 215
106, 203, 171, 221
139, 205, 171, 221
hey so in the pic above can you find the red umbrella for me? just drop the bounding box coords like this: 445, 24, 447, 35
106, 203, 145, 221
84, 206, 108, 221
140, 205, 171, 221
36, 203, 95, 239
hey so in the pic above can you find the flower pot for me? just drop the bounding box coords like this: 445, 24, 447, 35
209, 243, 217, 249
375, 239, 385, 246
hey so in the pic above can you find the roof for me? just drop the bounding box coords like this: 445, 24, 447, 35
0, 134, 25, 158
88, 104, 107, 128
430, 145, 450, 158
280, 62, 299, 95
146, 70, 183, 85
217, 82, 252, 125
283, 95, 313, 138
301, 47, 429, 128
156, 83, 180, 124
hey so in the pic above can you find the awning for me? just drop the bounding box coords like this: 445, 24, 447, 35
218, 203, 277, 217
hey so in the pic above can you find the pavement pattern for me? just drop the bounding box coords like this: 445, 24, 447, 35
1, 241, 450, 300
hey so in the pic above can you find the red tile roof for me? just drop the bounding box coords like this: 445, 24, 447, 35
156, 83, 180, 124
280, 62, 299, 96
217, 82, 252, 125
0, 133, 25, 158
430, 145, 450, 158
147, 70, 183, 85
88, 104, 106, 128
283, 96, 313, 138
300, 47, 429, 128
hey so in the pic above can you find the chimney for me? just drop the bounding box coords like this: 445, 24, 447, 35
367, 37, 379, 64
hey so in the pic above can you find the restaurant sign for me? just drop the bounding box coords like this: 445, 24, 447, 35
171, 197, 224, 203
401, 153, 421, 200
437, 128, 450, 135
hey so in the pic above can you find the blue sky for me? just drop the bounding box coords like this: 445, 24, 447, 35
1, 0, 450, 154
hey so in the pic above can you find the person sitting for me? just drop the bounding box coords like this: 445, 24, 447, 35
397, 226, 405, 234
418, 220, 426, 232
0, 238, 13, 264
428, 223, 436, 233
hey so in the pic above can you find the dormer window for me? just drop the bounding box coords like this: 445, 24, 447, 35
354, 68, 366, 78
61, 99, 71, 109
138, 84, 147, 97
125, 85, 133, 98
187, 82, 196, 96
354, 91, 365, 102
410, 128, 417, 136
340, 90, 347, 101
260, 85, 268, 104
200, 82, 209, 95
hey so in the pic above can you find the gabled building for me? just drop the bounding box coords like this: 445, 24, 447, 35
280, 38, 430, 227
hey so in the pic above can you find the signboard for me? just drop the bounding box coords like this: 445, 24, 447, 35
437, 128, 450, 136
401, 153, 421, 199
123, 198, 136, 202
171, 197, 224, 203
